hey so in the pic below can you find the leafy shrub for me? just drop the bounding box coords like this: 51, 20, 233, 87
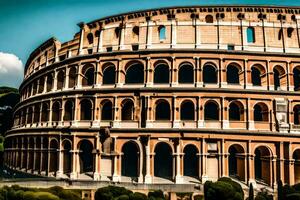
148, 190, 165, 200
193, 194, 203, 200
218, 177, 244, 199
95, 186, 133, 200
287, 193, 300, 200
129, 192, 148, 200
48, 186, 81, 200
255, 191, 273, 200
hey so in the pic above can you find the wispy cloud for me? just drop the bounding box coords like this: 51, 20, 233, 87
0, 52, 23, 88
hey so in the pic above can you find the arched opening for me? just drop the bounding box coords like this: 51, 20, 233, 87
227, 64, 241, 84
254, 103, 269, 122
228, 144, 245, 181
87, 33, 94, 44
27, 107, 33, 124
158, 25, 166, 40
121, 141, 139, 177
82, 65, 95, 86
62, 140, 72, 174
22, 139, 28, 169
41, 103, 49, 122
154, 142, 173, 179
154, 63, 169, 84
155, 100, 171, 120
79, 140, 93, 173
293, 149, 300, 184
52, 101, 61, 122
251, 66, 265, 86
229, 101, 244, 121
101, 101, 113, 121
204, 101, 219, 120
293, 67, 300, 91
80, 99, 93, 120
42, 138, 48, 172
28, 138, 34, 170
183, 144, 199, 178
205, 15, 214, 23
125, 63, 144, 84
203, 64, 217, 84
180, 101, 195, 121
247, 27, 255, 43
294, 105, 300, 125
33, 105, 40, 123
273, 66, 285, 90
57, 70, 65, 90
46, 74, 53, 92
38, 77, 44, 93
68, 67, 76, 88
179, 64, 194, 84
254, 146, 271, 185
49, 139, 58, 173
103, 65, 116, 85
64, 100, 74, 121
121, 100, 134, 121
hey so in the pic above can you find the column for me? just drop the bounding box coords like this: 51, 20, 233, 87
144, 137, 152, 183
93, 135, 101, 180
194, 57, 202, 87
195, 18, 201, 48
119, 23, 126, 50
175, 140, 183, 183
222, 97, 229, 129
272, 156, 278, 189
76, 65, 83, 89
173, 96, 180, 128
64, 68, 69, 89
56, 137, 63, 178
145, 57, 153, 87
171, 57, 178, 87
112, 137, 121, 182
171, 19, 177, 48
112, 96, 120, 128
197, 97, 204, 128
287, 62, 294, 91
52, 70, 58, 91
116, 58, 123, 87
70, 146, 78, 180
78, 22, 85, 55
248, 141, 256, 187
97, 26, 104, 52
49, 99, 53, 124
43, 75, 48, 93
145, 96, 153, 128
220, 59, 227, 88
32, 137, 36, 173
247, 98, 255, 130
146, 20, 153, 49
201, 138, 208, 182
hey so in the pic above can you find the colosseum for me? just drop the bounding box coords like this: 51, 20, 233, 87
4, 5, 300, 189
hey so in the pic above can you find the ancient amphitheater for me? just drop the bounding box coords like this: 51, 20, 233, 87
4, 5, 300, 189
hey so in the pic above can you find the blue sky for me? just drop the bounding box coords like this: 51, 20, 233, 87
0, 0, 299, 88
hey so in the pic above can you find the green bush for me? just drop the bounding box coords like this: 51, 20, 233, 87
218, 177, 244, 199
287, 193, 300, 200
204, 179, 243, 200
254, 191, 273, 200
95, 186, 133, 200
193, 194, 203, 200
48, 186, 81, 200
148, 190, 165, 200
129, 192, 148, 200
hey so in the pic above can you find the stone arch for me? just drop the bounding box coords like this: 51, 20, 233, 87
125, 62, 144, 84
227, 63, 242, 84
251, 64, 266, 86
52, 101, 61, 122
228, 144, 245, 181
293, 149, 300, 184
155, 99, 171, 120
87, 33, 94, 44
183, 144, 199, 178
178, 62, 194, 84
121, 99, 134, 121
28, 137, 34, 170
293, 105, 300, 125
273, 65, 286, 90
57, 70, 65, 90
203, 63, 218, 84
41, 102, 49, 122
38, 76, 44, 93
102, 64, 116, 85
154, 62, 170, 84
204, 100, 219, 120
121, 141, 140, 178
229, 101, 244, 121
154, 142, 173, 180
158, 25, 166, 40
27, 106, 33, 124
64, 99, 74, 121
80, 99, 93, 120
22, 138, 28, 169
49, 139, 58, 173
254, 146, 272, 185
293, 66, 300, 91
82, 64, 95, 86
254, 102, 269, 122
46, 73, 53, 92
78, 140, 94, 173
180, 100, 195, 121
34, 137, 41, 171
101, 100, 113, 121
68, 66, 77, 88
62, 139, 72, 174
33, 104, 40, 123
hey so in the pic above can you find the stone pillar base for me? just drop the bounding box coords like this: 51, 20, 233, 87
175, 175, 184, 184
201, 175, 209, 183
197, 120, 204, 128
248, 121, 255, 130
223, 120, 230, 129
144, 175, 152, 184
146, 121, 153, 128
112, 121, 121, 128
146, 82, 153, 87
70, 172, 77, 180
116, 83, 123, 88
173, 120, 181, 128
56, 170, 63, 178
248, 179, 256, 188
112, 174, 121, 182
93, 172, 101, 181
138, 175, 143, 183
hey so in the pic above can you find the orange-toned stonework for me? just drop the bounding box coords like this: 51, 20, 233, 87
4, 5, 300, 189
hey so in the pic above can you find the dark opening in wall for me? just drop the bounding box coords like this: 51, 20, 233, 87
87, 33, 94, 44
203, 64, 218, 84
102, 65, 116, 85
204, 101, 219, 120
155, 100, 170, 120
205, 15, 214, 23
101, 101, 113, 121
154, 63, 169, 84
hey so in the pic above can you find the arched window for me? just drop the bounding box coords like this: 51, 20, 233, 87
121, 141, 139, 177
228, 144, 245, 181
227, 64, 240, 84
273, 66, 285, 90
158, 25, 166, 40
229, 101, 244, 121
121, 100, 134, 120
103, 65, 116, 85
101, 101, 113, 121
183, 145, 199, 177
203, 64, 218, 84
155, 100, 171, 120
154, 142, 173, 179
154, 63, 169, 84
57, 70, 65, 90
205, 15, 214, 23
180, 101, 195, 121
82, 65, 95, 86
46, 74, 53, 92
251, 66, 262, 86
179, 64, 194, 84
293, 67, 300, 91
204, 101, 219, 120
79, 140, 93, 173
87, 33, 94, 44
52, 102, 61, 122
64, 100, 74, 121
38, 77, 44, 93
125, 63, 144, 84
80, 99, 93, 120
247, 27, 255, 43
33, 105, 40, 123
293, 105, 300, 125
68, 67, 76, 88
132, 26, 139, 36
41, 103, 49, 122
254, 103, 269, 122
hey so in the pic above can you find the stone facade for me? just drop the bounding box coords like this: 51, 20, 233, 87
4, 5, 300, 189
